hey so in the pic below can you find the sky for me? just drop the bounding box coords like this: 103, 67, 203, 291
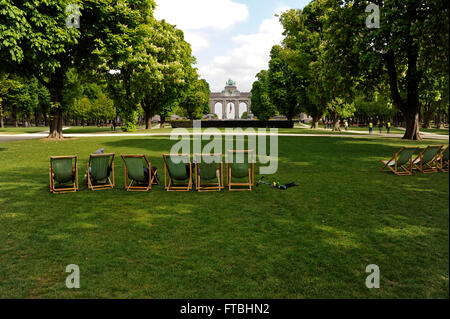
154, 0, 310, 93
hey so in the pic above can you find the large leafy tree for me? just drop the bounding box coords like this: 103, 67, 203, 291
419, 69, 448, 128
279, 2, 358, 130
133, 20, 195, 129
0, 0, 81, 138
179, 78, 210, 120
325, 0, 449, 140
0, 73, 22, 128
279, 5, 327, 128
250, 70, 277, 121
1, 75, 43, 127
93, 1, 157, 131
267, 45, 303, 120
0, 0, 157, 137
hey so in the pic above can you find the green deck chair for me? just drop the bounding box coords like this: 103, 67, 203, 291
163, 154, 192, 191
122, 155, 158, 191
194, 153, 223, 192
412, 145, 443, 173
49, 156, 78, 193
380, 147, 418, 175
87, 153, 115, 190
437, 146, 449, 172
227, 150, 255, 191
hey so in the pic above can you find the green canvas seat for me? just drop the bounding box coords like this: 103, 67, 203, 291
50, 156, 78, 193
227, 150, 255, 191
87, 153, 115, 190
163, 154, 192, 191
194, 153, 223, 191
412, 145, 443, 173
122, 155, 158, 191
380, 147, 418, 175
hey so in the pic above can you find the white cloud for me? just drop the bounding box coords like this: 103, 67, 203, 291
199, 15, 285, 92
184, 31, 210, 52
155, 0, 248, 53
154, 0, 248, 31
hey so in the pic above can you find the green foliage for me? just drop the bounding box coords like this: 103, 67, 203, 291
326, 97, 356, 122
278, 5, 329, 126
92, 92, 116, 121
1, 76, 45, 125
267, 45, 303, 120
324, 0, 449, 139
250, 70, 277, 121
0, 0, 157, 137
74, 97, 92, 124
121, 110, 138, 132
132, 19, 196, 127
179, 78, 211, 120
354, 92, 396, 121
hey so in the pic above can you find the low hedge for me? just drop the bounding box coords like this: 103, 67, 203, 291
170, 120, 295, 129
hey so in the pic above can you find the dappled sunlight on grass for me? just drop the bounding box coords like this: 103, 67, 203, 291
1, 212, 27, 219
375, 225, 435, 239
48, 234, 71, 241
316, 225, 361, 249
67, 222, 100, 230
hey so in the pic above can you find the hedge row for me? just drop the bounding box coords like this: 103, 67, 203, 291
170, 120, 295, 128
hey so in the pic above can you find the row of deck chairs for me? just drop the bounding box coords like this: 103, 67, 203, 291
49, 150, 255, 194
380, 145, 449, 175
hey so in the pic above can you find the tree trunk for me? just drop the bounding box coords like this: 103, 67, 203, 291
160, 115, 166, 128
48, 71, 65, 139
332, 119, 341, 131
422, 101, 433, 128
403, 109, 421, 140
145, 114, 152, 130
423, 114, 432, 129
48, 108, 63, 139
311, 113, 320, 129
0, 102, 3, 128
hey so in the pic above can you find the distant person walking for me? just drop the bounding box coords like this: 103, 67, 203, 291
344, 120, 349, 131
386, 121, 391, 134
369, 122, 373, 134
378, 122, 383, 134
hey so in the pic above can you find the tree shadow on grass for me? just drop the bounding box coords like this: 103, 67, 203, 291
103, 137, 176, 153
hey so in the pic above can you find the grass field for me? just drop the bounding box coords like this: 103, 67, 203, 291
0, 135, 448, 298
0, 127, 47, 134
421, 128, 449, 135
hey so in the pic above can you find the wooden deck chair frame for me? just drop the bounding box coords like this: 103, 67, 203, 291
87, 153, 115, 190
226, 150, 255, 191
412, 145, 443, 173
163, 154, 193, 192
49, 156, 78, 194
436, 146, 449, 173
122, 155, 158, 192
380, 147, 418, 176
194, 153, 223, 192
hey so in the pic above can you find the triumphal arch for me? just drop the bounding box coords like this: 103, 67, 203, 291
209, 79, 252, 119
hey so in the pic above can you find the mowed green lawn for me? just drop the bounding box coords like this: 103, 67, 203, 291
0, 135, 448, 298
